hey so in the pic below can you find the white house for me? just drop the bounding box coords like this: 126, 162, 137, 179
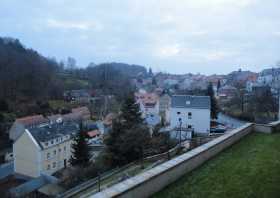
13, 122, 79, 178
170, 95, 210, 135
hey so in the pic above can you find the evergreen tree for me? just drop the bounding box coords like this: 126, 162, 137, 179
152, 77, 157, 86
104, 94, 151, 167
217, 80, 221, 91
148, 67, 153, 77
207, 83, 219, 119
120, 94, 143, 128
70, 124, 91, 166
104, 118, 127, 166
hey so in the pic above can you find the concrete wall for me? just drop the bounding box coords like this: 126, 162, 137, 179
270, 120, 280, 132
92, 123, 253, 198
254, 120, 280, 134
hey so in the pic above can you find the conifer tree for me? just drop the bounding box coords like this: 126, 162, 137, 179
104, 93, 151, 166
70, 124, 91, 166
120, 94, 143, 128
207, 83, 219, 119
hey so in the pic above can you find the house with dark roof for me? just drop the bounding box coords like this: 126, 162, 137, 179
13, 122, 79, 178
170, 95, 210, 136
64, 89, 92, 103
9, 115, 49, 142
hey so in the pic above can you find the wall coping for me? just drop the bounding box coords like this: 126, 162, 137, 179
269, 120, 280, 126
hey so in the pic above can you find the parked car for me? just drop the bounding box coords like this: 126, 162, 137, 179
210, 125, 227, 133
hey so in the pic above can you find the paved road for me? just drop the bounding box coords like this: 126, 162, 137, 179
217, 113, 246, 129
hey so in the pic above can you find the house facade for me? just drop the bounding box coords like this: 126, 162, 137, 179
13, 122, 79, 178
170, 95, 210, 135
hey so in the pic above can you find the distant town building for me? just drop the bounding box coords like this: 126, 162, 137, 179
170, 95, 210, 135
135, 91, 161, 126
218, 85, 237, 100
64, 89, 92, 103
13, 122, 79, 178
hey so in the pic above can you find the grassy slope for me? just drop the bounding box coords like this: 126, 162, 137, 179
154, 133, 280, 198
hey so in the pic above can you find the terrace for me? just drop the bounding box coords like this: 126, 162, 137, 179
153, 132, 280, 198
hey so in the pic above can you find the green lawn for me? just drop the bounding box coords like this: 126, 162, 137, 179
153, 133, 280, 198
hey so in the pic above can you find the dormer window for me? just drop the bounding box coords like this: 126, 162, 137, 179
51, 140, 54, 144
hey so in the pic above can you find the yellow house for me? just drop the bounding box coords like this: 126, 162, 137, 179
13, 122, 79, 178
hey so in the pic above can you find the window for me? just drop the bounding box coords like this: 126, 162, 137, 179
47, 153, 50, 159
47, 164, 51, 170
188, 125, 192, 129
45, 142, 48, 147
53, 162, 56, 168
53, 150, 56, 155
188, 112, 192, 119
56, 138, 59, 142
51, 140, 54, 144
177, 112, 181, 115
58, 148, 61, 152
64, 146, 66, 151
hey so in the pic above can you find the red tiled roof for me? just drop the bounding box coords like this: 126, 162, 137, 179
16, 115, 48, 126
103, 113, 116, 126
72, 106, 90, 120
87, 130, 100, 137
72, 106, 90, 114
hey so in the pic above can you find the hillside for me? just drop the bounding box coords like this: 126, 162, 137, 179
0, 37, 63, 108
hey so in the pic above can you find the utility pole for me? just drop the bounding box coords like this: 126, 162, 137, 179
98, 173, 101, 192
278, 90, 280, 121
179, 118, 182, 147
167, 130, 170, 160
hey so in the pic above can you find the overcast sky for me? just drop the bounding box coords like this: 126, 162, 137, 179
1, 0, 280, 74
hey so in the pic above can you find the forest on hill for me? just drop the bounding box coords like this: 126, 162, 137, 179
0, 37, 147, 117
